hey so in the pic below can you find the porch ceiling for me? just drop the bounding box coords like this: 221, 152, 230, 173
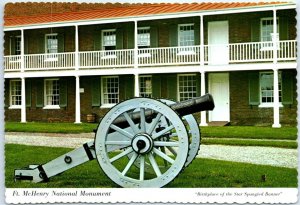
4, 2, 293, 28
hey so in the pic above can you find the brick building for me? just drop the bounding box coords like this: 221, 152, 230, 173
3, 2, 297, 127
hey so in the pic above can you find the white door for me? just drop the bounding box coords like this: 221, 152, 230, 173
209, 73, 230, 122
208, 21, 229, 65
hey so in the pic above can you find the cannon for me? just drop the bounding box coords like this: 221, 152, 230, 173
14, 94, 214, 188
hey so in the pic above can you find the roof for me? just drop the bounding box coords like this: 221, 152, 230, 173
4, 2, 293, 28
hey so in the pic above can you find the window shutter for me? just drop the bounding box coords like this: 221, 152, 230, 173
94, 29, 102, 50
125, 75, 134, 99
169, 24, 178, 47
36, 79, 44, 107
4, 80, 9, 108
150, 26, 158, 48
25, 80, 31, 107
251, 19, 260, 42
59, 78, 68, 108
127, 24, 135, 49
248, 72, 260, 105
10, 37, 16, 55
152, 75, 161, 98
39, 34, 45, 53
24, 35, 28, 54
279, 17, 289, 40
57, 33, 65, 53
194, 22, 200, 45
282, 71, 294, 105
116, 28, 123, 49
91, 78, 101, 107
167, 74, 177, 101
196, 73, 201, 97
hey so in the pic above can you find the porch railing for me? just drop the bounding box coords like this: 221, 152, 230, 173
79, 49, 134, 68
24, 52, 75, 70
4, 40, 297, 71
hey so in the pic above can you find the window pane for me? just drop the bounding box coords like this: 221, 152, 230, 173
10, 80, 22, 106
102, 77, 119, 104
179, 24, 194, 47
140, 76, 152, 98
260, 72, 282, 104
178, 75, 197, 101
45, 79, 60, 106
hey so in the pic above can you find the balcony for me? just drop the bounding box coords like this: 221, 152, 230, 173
4, 40, 297, 72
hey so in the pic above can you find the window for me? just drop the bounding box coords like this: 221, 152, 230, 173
45, 34, 58, 53
260, 72, 282, 106
138, 27, 150, 49
260, 18, 279, 42
102, 30, 116, 51
178, 74, 197, 101
10, 80, 21, 108
10, 36, 21, 55
140, 76, 152, 98
178, 24, 194, 47
44, 79, 60, 108
101, 76, 119, 106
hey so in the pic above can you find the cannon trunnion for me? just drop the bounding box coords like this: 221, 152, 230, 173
15, 94, 214, 188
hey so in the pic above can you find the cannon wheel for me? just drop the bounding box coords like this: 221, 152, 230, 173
94, 98, 189, 188
159, 99, 201, 167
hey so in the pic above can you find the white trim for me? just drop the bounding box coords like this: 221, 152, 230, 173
43, 105, 60, 109
178, 23, 195, 47
101, 76, 119, 106
45, 33, 58, 54
258, 103, 283, 108
4, 4, 295, 31
9, 79, 22, 107
9, 105, 21, 109
177, 73, 197, 102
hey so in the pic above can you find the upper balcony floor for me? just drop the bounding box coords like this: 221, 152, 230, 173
4, 5, 297, 74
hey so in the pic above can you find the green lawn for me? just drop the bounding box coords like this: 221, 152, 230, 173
5, 122, 297, 148
5, 144, 297, 188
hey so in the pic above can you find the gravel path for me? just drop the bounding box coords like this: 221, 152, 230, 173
5, 132, 298, 169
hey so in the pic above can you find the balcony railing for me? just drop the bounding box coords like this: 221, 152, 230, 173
4, 40, 297, 72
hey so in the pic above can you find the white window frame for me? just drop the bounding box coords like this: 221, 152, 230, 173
139, 75, 152, 98
10, 35, 21, 56
101, 76, 119, 108
259, 71, 283, 108
178, 23, 195, 47
45, 33, 58, 61
260, 17, 279, 51
44, 78, 60, 109
138, 27, 150, 48
177, 74, 197, 101
9, 79, 22, 109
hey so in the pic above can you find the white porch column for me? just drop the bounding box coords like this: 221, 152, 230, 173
134, 20, 140, 97
75, 75, 81, 123
21, 77, 26, 123
272, 9, 278, 64
20, 29, 25, 72
200, 15, 205, 66
200, 71, 208, 126
75, 25, 79, 70
272, 68, 281, 128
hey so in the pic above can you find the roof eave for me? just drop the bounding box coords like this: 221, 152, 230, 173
4, 2, 296, 31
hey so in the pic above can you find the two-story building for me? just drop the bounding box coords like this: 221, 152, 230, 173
3, 2, 297, 127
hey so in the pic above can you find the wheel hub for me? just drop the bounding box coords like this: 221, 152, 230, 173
131, 133, 153, 154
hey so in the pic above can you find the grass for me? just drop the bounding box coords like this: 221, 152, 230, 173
5, 144, 297, 188
5, 122, 297, 148
201, 126, 297, 140
202, 138, 297, 149
5, 122, 98, 133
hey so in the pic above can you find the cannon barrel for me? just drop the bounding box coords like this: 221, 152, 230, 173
111, 93, 214, 127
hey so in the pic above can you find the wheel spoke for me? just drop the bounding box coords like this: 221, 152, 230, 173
153, 148, 175, 164
147, 113, 162, 135
154, 141, 179, 147
105, 141, 131, 145
148, 153, 162, 177
139, 156, 145, 181
140, 108, 146, 132
110, 147, 133, 163
123, 111, 139, 134
160, 146, 169, 167
122, 152, 138, 176
152, 125, 174, 140
110, 124, 134, 139
166, 146, 177, 157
